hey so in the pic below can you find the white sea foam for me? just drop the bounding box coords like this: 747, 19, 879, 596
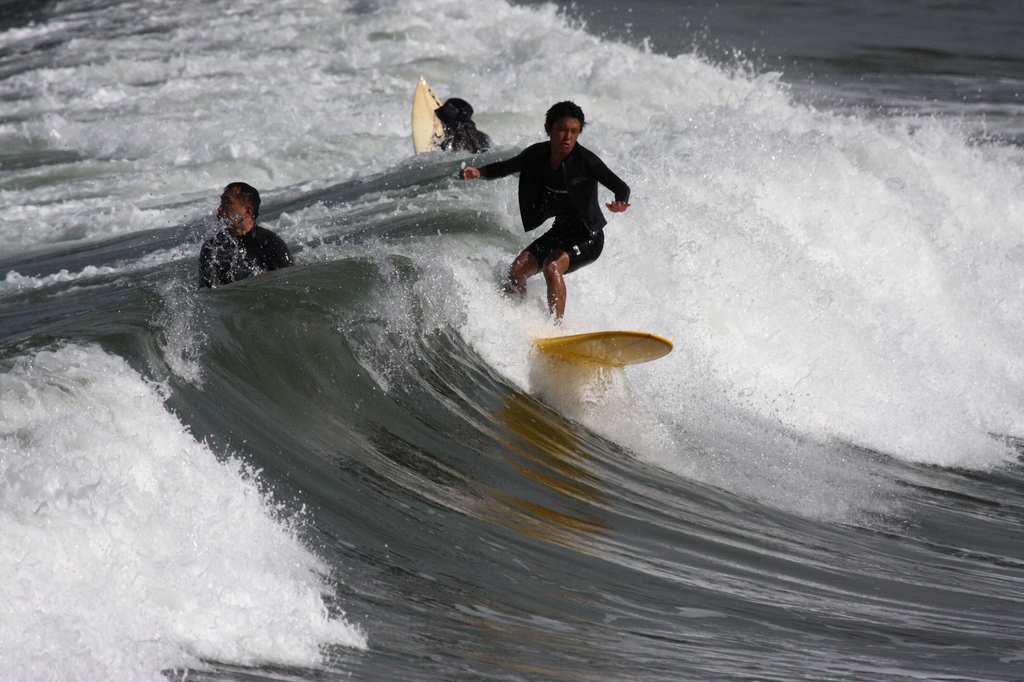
390, 0, 1024, 507
0, 344, 365, 682
1, 265, 119, 292
3, 0, 1024, 509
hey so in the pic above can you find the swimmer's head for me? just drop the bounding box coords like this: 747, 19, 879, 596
222, 182, 261, 220
218, 182, 260, 235
544, 101, 585, 133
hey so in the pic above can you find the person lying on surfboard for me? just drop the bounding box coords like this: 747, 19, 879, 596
436, 98, 491, 153
459, 101, 630, 319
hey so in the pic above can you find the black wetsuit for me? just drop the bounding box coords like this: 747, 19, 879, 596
478, 141, 629, 272
198, 225, 293, 288
440, 121, 491, 153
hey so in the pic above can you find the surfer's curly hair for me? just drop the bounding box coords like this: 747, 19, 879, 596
544, 101, 585, 132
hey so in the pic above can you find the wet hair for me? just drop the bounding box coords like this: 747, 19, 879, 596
223, 182, 261, 220
544, 101, 585, 132
436, 98, 474, 124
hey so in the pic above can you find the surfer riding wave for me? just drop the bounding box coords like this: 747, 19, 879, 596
459, 101, 630, 319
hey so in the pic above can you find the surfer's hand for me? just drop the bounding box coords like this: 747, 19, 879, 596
459, 167, 481, 180
606, 201, 630, 213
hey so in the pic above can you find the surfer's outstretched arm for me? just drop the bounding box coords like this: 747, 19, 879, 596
460, 150, 528, 180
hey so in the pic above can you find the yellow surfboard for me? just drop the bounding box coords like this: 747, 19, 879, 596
411, 75, 445, 154
535, 331, 673, 367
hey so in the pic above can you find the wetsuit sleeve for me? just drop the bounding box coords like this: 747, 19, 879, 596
478, 148, 529, 179
586, 153, 630, 204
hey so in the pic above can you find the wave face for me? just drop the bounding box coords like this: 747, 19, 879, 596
2, 0, 1024, 680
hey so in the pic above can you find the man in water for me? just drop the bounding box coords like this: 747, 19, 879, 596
436, 98, 491, 153
198, 182, 293, 289
458, 101, 630, 319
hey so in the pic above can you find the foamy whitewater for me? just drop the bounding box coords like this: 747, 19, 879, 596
0, 346, 365, 681
2, 0, 1024, 680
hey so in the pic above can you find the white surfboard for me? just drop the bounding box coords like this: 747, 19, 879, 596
412, 75, 445, 154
